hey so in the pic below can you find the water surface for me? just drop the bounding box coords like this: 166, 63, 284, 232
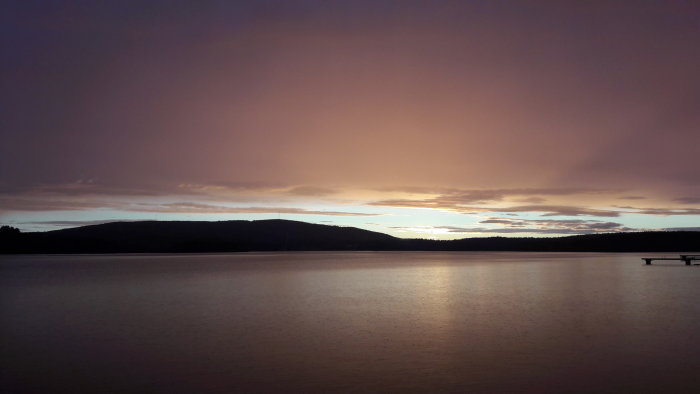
2, 252, 700, 393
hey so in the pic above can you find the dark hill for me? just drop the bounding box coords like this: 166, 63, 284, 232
403, 231, 700, 253
1, 220, 699, 253
1, 220, 401, 253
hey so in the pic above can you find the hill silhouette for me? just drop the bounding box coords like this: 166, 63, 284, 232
1, 220, 698, 253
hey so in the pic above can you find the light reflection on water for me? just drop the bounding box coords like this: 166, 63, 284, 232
2, 252, 700, 393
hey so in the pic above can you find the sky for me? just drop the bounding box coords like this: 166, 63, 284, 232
1, 0, 699, 238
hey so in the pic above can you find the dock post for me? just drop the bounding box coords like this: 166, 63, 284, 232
644, 258, 652, 265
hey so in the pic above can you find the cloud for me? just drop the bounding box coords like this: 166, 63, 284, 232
370, 197, 622, 217
286, 186, 337, 196
388, 216, 635, 236
6, 181, 338, 200
514, 197, 547, 203
494, 205, 621, 217
439, 218, 632, 234
177, 182, 283, 194
125, 202, 380, 216
3, 2, 700, 209
615, 206, 700, 215
21, 219, 141, 228
370, 187, 700, 218
440, 227, 623, 235
480, 219, 519, 225
439, 226, 573, 234
368, 188, 623, 216
480, 218, 626, 230
674, 197, 700, 204
0, 181, 162, 197
634, 208, 700, 215
0, 196, 379, 217
0, 197, 123, 212
372, 187, 611, 205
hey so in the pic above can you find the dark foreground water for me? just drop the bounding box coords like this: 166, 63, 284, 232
3, 252, 700, 393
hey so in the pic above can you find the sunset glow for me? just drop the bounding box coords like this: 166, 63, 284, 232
2, 1, 699, 238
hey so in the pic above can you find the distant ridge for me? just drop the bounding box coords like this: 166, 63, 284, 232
1, 219, 699, 253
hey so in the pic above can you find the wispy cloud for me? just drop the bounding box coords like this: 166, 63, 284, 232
0, 197, 123, 212
22, 219, 141, 228
388, 215, 636, 236
480, 218, 629, 231
493, 205, 621, 217
437, 218, 633, 235
286, 186, 337, 196
177, 182, 283, 194
674, 197, 700, 204
126, 202, 379, 216
370, 199, 622, 217
440, 227, 623, 235
368, 188, 623, 216
371, 187, 611, 205
370, 188, 700, 218
0, 180, 161, 196
615, 206, 700, 215
0, 197, 379, 217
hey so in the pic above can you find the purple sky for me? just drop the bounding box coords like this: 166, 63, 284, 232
2, 1, 699, 238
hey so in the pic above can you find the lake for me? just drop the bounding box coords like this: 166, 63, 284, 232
2, 252, 700, 393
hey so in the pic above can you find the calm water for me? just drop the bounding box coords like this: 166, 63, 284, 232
3, 252, 700, 393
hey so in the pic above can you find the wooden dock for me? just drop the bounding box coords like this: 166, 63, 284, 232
642, 255, 700, 265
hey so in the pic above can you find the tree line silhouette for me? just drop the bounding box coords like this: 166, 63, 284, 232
1, 220, 698, 254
